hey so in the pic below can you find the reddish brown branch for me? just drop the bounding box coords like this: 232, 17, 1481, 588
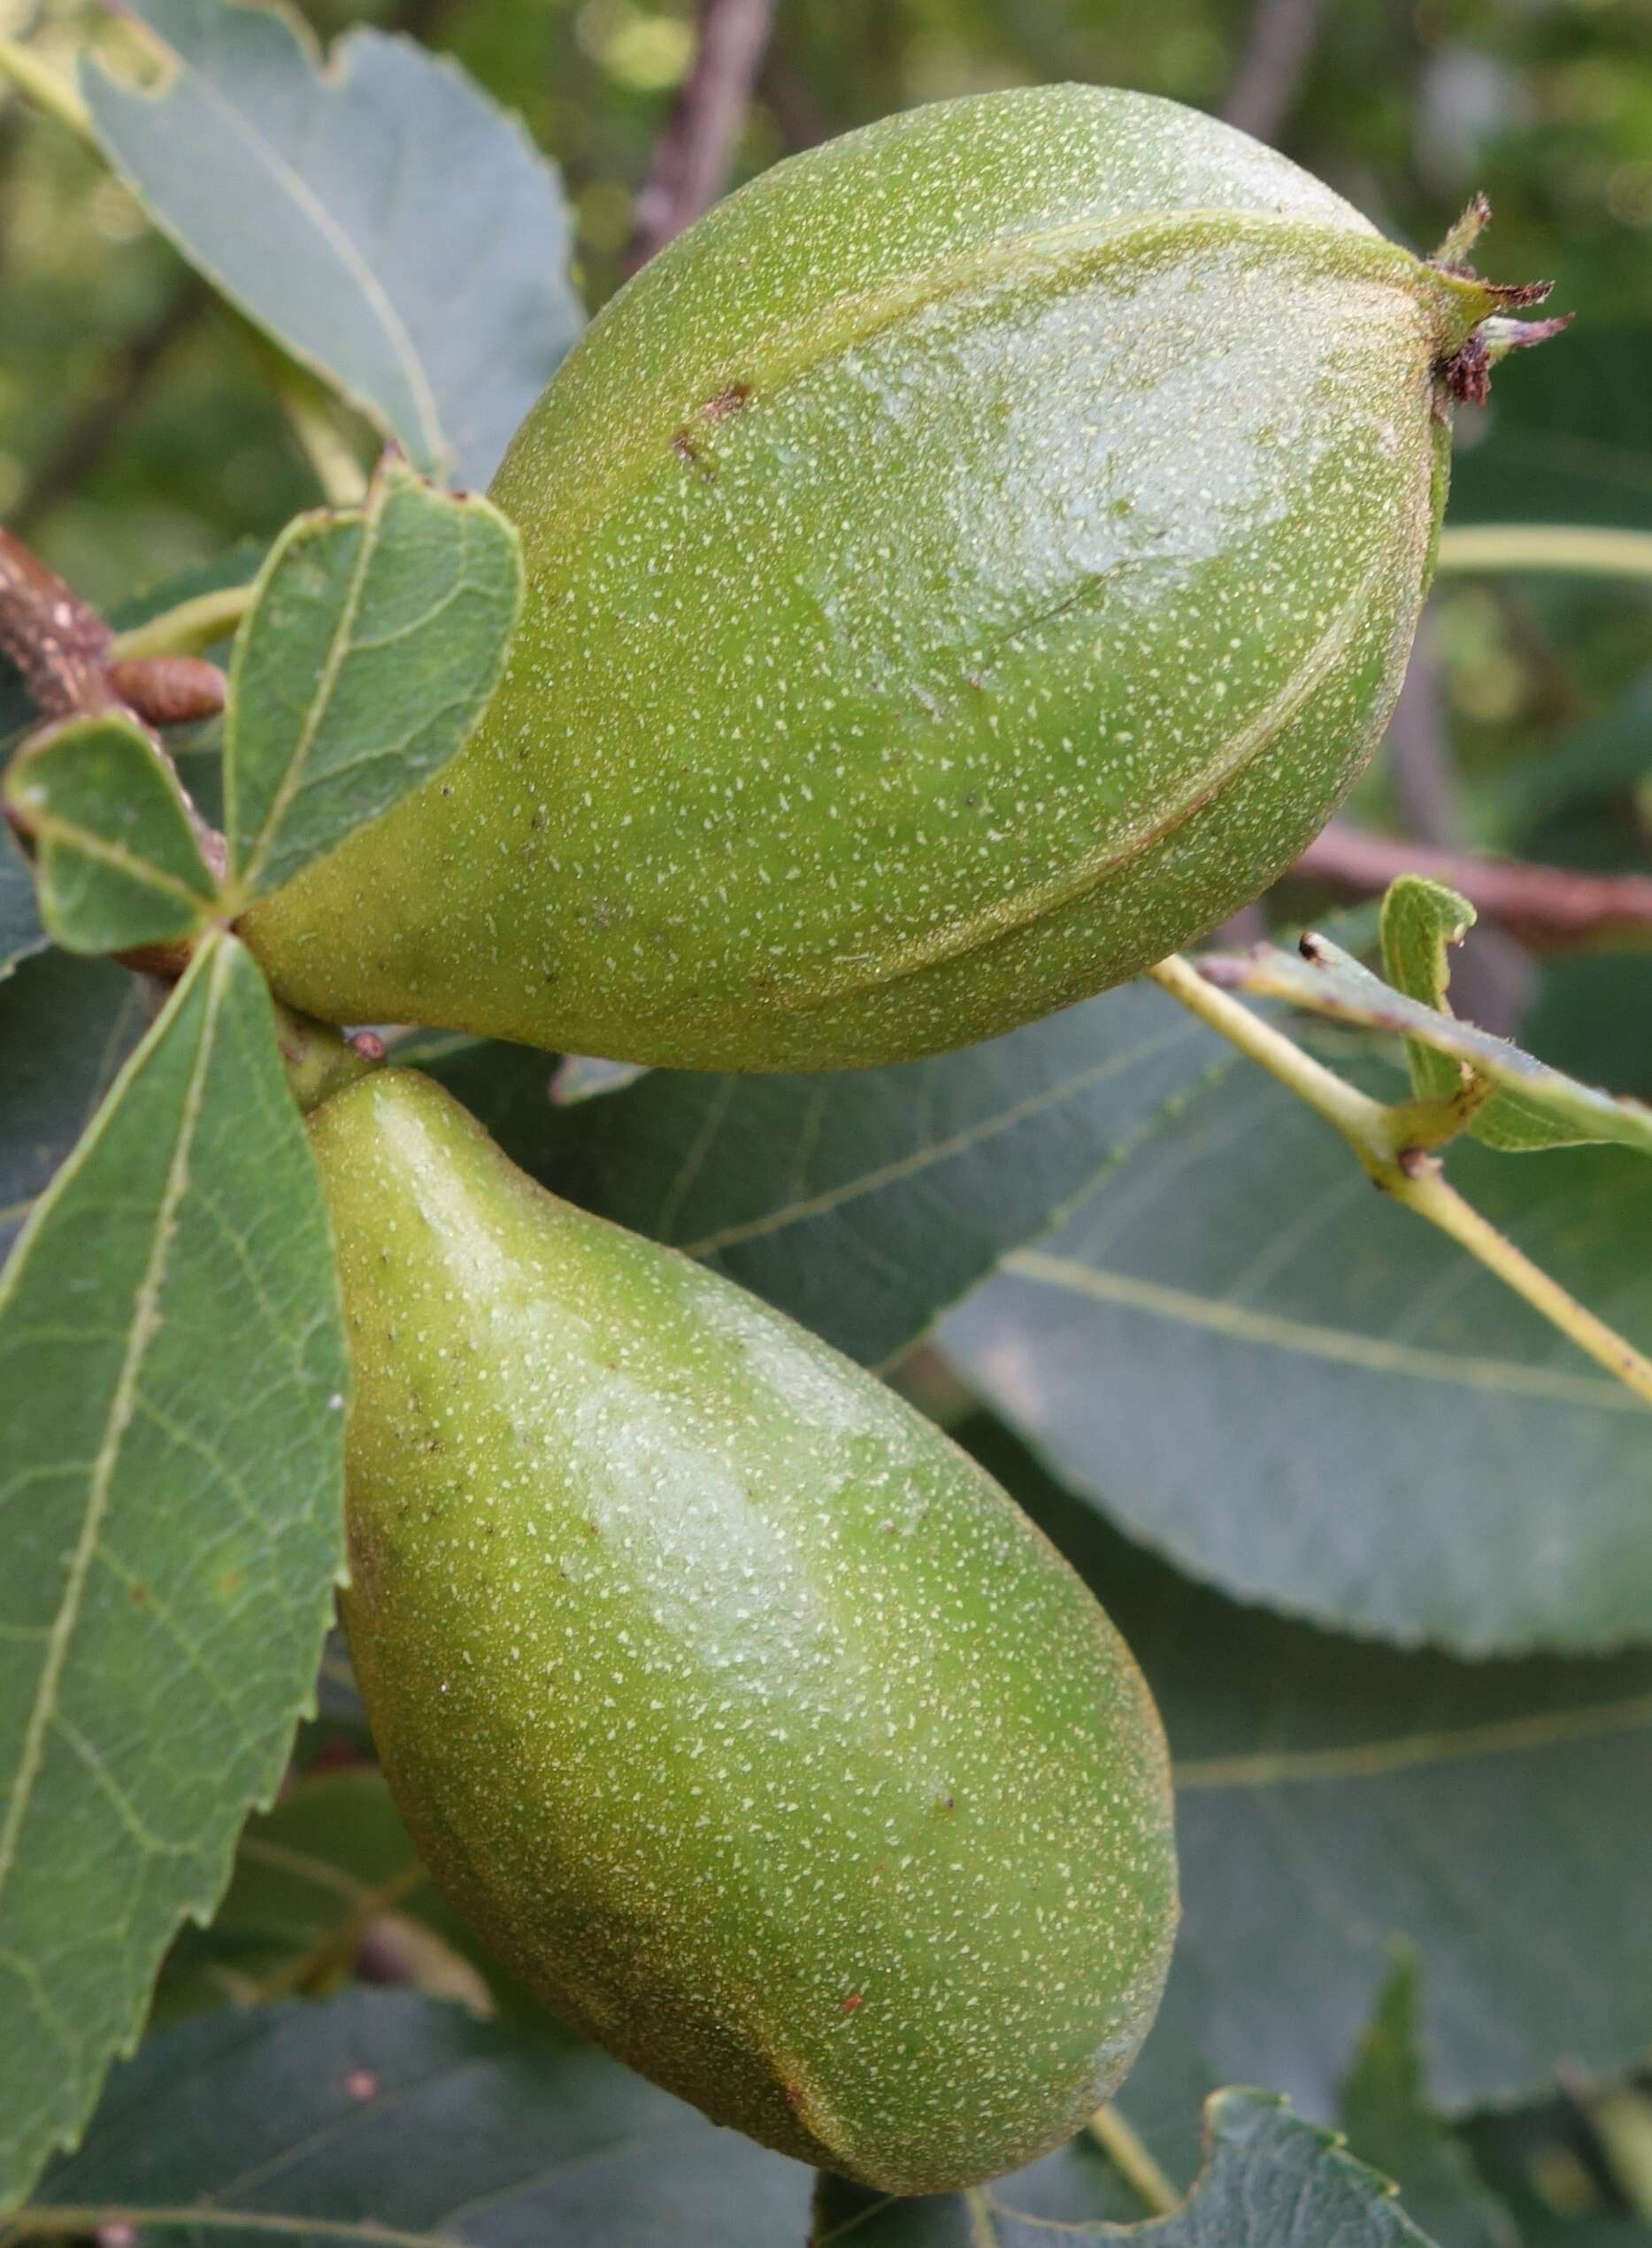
624, 0, 777, 274
1, 528, 227, 974
0, 527, 117, 719
0, 526, 227, 737
1293, 820, 1652, 947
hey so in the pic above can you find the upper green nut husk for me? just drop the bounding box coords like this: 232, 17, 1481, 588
318, 1067, 1179, 2191
243, 84, 1520, 1072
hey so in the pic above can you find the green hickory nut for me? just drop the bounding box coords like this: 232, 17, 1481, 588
315, 1066, 1178, 2192
242, 85, 1557, 1072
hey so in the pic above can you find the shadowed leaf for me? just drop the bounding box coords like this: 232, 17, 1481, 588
27, 1988, 813, 2244
422, 981, 1234, 1369
944, 1056, 1652, 1653
0, 948, 146, 1263
959, 1417, 1652, 2163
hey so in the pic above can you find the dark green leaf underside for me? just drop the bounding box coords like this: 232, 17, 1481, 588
30, 1988, 813, 2244
0, 827, 46, 981
0, 949, 146, 1264
813, 2090, 1439, 2244
946, 1046, 1652, 1654
965, 1420, 1652, 2162
424, 979, 1235, 1370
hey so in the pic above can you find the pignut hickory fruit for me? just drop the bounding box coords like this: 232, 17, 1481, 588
245, 85, 1548, 1070
315, 1067, 1178, 2192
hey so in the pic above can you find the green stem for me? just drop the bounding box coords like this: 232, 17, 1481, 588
1088, 2103, 1180, 2216
236, 324, 369, 507
273, 1003, 384, 1115
1395, 1159, 1652, 1405
1437, 524, 1652, 583
110, 582, 257, 662
0, 29, 94, 142
279, 385, 369, 507
1147, 955, 1652, 1410
1148, 953, 1398, 1163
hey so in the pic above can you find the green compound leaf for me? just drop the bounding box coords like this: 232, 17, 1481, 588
813, 2090, 1441, 2244
944, 1063, 1652, 1654
226, 458, 521, 901
84, 0, 583, 488
0, 936, 348, 2210
3, 713, 220, 955
27, 1988, 814, 2244
1202, 929, 1652, 1157
421, 980, 1235, 1371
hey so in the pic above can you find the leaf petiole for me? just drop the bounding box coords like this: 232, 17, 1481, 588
1437, 523, 1652, 582
1088, 2101, 1181, 2215
0, 30, 94, 144
111, 584, 257, 664
1146, 953, 1652, 1409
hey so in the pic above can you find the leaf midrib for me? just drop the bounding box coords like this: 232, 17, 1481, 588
92, 30, 443, 467
233, 497, 388, 894
1174, 1689, 1652, 1791
680, 1021, 1219, 1263
1004, 1250, 1649, 1411
0, 942, 228, 1912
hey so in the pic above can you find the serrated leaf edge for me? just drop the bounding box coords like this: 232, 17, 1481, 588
222, 461, 520, 900
0, 936, 349, 2201
83, 0, 446, 473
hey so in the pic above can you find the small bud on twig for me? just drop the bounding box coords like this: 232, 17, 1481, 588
105, 655, 227, 728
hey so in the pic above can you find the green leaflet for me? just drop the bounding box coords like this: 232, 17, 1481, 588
0, 936, 348, 2208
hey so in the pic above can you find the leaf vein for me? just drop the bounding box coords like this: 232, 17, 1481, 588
0, 946, 229, 1906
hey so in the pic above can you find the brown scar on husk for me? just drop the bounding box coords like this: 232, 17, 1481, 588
672, 428, 717, 481
703, 382, 752, 421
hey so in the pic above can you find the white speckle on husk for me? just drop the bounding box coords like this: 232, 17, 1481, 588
319, 1068, 1179, 2193
244, 84, 1475, 1074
